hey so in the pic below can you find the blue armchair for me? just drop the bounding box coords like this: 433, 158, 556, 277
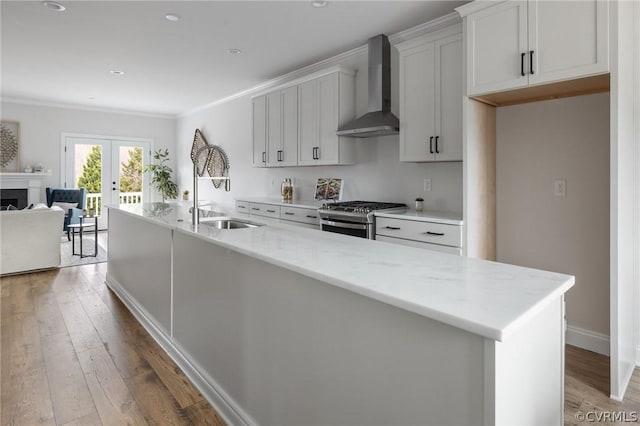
45, 187, 87, 240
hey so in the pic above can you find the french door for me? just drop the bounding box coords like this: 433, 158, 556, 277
62, 134, 151, 230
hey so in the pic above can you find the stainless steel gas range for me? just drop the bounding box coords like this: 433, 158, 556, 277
318, 201, 407, 239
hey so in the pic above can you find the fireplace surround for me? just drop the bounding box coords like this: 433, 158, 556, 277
0, 172, 48, 207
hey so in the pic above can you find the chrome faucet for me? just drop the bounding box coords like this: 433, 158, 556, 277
192, 145, 230, 227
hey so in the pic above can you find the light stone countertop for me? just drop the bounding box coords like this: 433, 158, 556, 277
235, 197, 322, 209
375, 210, 464, 226
107, 202, 574, 342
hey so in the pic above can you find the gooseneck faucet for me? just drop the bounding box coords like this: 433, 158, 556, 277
192, 145, 230, 228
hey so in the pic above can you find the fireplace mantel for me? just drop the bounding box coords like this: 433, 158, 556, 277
0, 172, 51, 205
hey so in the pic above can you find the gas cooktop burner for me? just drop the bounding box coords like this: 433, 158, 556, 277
320, 201, 407, 214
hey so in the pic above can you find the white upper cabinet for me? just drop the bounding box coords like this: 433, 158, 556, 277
266, 86, 298, 167
398, 27, 463, 162
459, 0, 609, 97
253, 67, 355, 168
252, 96, 267, 167
298, 70, 355, 166
527, 0, 609, 86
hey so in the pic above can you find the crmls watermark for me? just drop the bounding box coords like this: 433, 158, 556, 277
575, 410, 639, 422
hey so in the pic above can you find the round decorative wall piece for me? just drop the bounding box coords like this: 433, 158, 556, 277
0, 124, 18, 167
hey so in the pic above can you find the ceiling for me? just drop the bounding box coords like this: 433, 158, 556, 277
1, 1, 468, 117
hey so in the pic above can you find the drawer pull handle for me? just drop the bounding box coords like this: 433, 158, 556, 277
385, 226, 401, 230
267, 209, 276, 213
284, 212, 295, 215
251, 208, 260, 211
425, 231, 444, 236
238, 205, 246, 209
306, 215, 318, 219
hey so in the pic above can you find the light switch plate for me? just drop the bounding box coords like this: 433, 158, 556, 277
553, 179, 567, 197
424, 178, 432, 192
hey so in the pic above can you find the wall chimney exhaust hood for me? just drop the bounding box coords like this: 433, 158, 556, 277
337, 34, 399, 138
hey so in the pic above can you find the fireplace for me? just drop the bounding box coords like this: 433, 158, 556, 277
0, 188, 28, 210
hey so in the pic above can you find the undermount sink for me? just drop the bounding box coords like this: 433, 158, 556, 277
199, 218, 262, 229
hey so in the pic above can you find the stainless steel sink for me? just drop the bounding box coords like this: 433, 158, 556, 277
199, 218, 262, 229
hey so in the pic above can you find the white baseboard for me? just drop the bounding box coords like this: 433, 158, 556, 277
566, 325, 610, 356
105, 273, 255, 426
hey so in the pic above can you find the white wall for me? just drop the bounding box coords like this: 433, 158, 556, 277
176, 51, 462, 213
496, 92, 610, 338
0, 101, 176, 202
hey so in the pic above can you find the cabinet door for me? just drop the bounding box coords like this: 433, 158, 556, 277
399, 42, 436, 162
266, 92, 281, 167
298, 80, 318, 166
466, 0, 528, 96
434, 34, 463, 162
528, 0, 608, 85
252, 96, 267, 167
280, 86, 298, 166
316, 73, 340, 165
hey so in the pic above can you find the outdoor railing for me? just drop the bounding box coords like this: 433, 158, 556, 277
86, 192, 142, 216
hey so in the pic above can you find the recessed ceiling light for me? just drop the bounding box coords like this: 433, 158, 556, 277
165, 13, 180, 22
88, 96, 95, 100
110, 70, 125, 76
227, 48, 242, 55
311, 1, 327, 8
42, 1, 66, 12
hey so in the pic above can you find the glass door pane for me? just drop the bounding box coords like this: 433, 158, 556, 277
117, 146, 143, 204
66, 138, 110, 230
112, 142, 150, 207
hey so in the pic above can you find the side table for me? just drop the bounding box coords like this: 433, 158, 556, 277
68, 216, 99, 258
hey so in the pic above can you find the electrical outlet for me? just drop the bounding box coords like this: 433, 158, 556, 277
553, 179, 567, 197
423, 178, 432, 192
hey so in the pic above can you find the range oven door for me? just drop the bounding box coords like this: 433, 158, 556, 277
320, 218, 371, 239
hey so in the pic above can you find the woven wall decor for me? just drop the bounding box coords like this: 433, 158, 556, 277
190, 128, 230, 190
0, 121, 20, 172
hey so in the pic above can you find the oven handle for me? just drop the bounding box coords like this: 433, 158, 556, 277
320, 219, 369, 230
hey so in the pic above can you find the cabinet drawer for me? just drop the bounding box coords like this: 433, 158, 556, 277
376, 217, 462, 247
280, 206, 320, 225
248, 203, 280, 219
376, 235, 462, 255
236, 201, 249, 212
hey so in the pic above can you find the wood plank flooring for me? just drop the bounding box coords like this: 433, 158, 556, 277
1, 263, 225, 426
2, 263, 640, 425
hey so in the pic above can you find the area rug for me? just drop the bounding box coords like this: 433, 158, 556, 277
59, 231, 108, 268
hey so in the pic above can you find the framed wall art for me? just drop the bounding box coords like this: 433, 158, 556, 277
315, 178, 343, 200
0, 121, 20, 172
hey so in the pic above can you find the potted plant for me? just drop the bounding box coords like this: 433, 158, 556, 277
144, 149, 178, 203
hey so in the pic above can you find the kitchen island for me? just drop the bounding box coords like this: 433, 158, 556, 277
107, 203, 574, 426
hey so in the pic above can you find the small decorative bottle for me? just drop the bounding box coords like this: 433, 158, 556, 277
415, 197, 424, 212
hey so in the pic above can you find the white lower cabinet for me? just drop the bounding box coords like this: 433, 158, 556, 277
248, 202, 280, 219
375, 216, 462, 255
280, 205, 320, 227
237, 200, 320, 230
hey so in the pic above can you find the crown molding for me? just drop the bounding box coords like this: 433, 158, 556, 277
389, 12, 461, 44
179, 45, 367, 118
1, 96, 176, 120
179, 12, 462, 118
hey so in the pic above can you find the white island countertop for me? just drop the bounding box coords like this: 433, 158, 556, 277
108, 203, 574, 342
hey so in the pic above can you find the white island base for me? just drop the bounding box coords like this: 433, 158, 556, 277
107, 206, 568, 425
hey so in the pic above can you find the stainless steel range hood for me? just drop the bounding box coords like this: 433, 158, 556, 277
337, 34, 399, 138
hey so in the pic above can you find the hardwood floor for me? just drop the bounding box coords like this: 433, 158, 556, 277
1, 263, 225, 426
2, 264, 640, 425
